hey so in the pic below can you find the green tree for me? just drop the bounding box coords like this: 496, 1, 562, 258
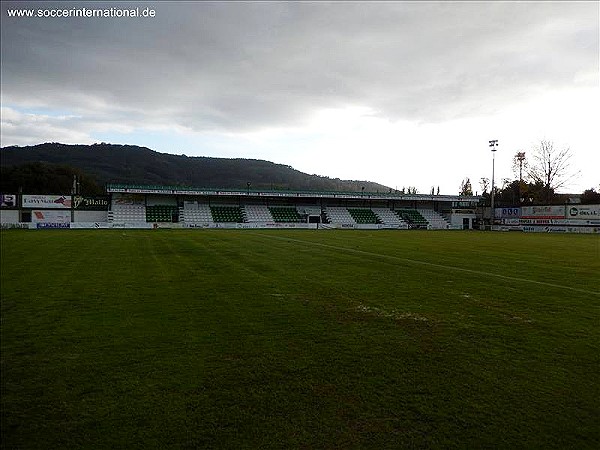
495, 180, 555, 206
580, 188, 600, 204
459, 178, 473, 196
495, 180, 520, 207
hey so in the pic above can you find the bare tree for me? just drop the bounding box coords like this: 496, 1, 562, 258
479, 177, 490, 194
527, 140, 580, 200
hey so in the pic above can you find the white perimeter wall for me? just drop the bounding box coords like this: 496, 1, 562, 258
0, 210, 19, 223
74, 210, 108, 222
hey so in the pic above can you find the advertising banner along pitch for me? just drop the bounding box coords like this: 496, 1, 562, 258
73, 196, 109, 210
22, 195, 72, 209
521, 205, 565, 219
112, 193, 145, 206
495, 207, 521, 218
31, 210, 71, 223
566, 205, 600, 220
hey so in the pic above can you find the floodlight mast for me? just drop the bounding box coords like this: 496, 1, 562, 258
489, 140, 499, 229
516, 151, 526, 203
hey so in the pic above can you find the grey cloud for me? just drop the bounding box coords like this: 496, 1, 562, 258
1, 1, 598, 133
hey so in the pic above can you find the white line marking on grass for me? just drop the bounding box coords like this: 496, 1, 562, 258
252, 233, 600, 297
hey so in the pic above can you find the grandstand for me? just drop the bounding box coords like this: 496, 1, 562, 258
0, 185, 483, 230
7, 183, 596, 233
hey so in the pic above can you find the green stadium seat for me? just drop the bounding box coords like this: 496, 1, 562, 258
395, 209, 428, 228
146, 205, 179, 222
268, 207, 303, 223
348, 208, 381, 224
210, 206, 246, 223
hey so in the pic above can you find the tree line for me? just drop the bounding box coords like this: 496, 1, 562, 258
1, 162, 104, 195
459, 140, 599, 205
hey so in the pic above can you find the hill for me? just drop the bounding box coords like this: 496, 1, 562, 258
0, 143, 390, 194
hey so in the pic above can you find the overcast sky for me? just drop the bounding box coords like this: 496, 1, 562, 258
1, 1, 598, 194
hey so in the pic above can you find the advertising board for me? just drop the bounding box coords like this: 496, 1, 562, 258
566, 205, 600, 220
109, 222, 153, 229
1, 194, 17, 208
523, 225, 599, 234
36, 223, 70, 229
112, 193, 145, 206
22, 195, 72, 209
31, 210, 71, 223
73, 196, 109, 210
1, 223, 29, 229
521, 205, 565, 219
70, 222, 111, 229
182, 222, 318, 229
520, 217, 600, 226
495, 207, 520, 218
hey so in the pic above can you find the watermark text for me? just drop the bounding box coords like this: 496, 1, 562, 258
7, 7, 156, 19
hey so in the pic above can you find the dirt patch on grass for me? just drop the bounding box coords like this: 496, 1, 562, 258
468, 297, 535, 324
354, 304, 429, 322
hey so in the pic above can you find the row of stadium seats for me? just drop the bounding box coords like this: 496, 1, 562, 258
180, 204, 213, 223
180, 204, 306, 224
108, 204, 146, 222
244, 205, 273, 222
371, 208, 409, 228
111, 202, 451, 227
146, 205, 178, 222
396, 209, 428, 228
268, 207, 304, 223
324, 207, 355, 224
323, 207, 446, 228
210, 206, 245, 223
348, 208, 381, 224
417, 209, 450, 229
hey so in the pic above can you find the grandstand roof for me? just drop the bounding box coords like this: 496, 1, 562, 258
106, 183, 481, 203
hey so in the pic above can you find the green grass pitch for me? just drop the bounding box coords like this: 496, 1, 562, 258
1, 229, 599, 449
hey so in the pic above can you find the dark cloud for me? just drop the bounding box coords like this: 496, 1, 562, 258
1, 1, 598, 133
